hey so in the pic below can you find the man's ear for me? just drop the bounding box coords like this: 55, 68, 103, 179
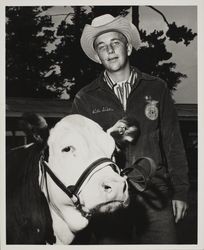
94, 53, 102, 64
127, 43, 133, 56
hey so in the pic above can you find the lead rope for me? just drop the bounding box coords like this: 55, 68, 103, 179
121, 156, 157, 192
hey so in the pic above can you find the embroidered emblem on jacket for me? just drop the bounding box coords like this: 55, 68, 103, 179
144, 96, 159, 120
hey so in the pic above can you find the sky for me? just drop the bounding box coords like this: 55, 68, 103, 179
138, 6, 197, 104
44, 5, 197, 104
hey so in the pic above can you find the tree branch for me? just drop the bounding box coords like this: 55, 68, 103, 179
147, 6, 170, 27
48, 14, 69, 16
43, 13, 74, 21
64, 13, 74, 21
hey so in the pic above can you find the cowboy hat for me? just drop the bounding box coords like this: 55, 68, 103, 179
80, 14, 141, 63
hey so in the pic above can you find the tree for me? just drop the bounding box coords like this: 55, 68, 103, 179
49, 6, 196, 98
6, 6, 56, 98
6, 6, 197, 99
130, 6, 197, 91
45, 6, 100, 99
46, 6, 135, 99
91, 6, 197, 91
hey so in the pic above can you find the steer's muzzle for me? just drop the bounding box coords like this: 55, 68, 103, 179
95, 172, 129, 212
101, 176, 128, 195
90, 175, 129, 214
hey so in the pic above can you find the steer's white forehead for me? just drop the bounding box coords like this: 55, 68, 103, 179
49, 114, 102, 140
48, 114, 115, 152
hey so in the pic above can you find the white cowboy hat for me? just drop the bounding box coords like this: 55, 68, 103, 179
80, 14, 141, 63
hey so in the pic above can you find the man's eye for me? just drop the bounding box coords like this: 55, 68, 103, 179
112, 41, 120, 46
61, 146, 74, 153
97, 45, 106, 51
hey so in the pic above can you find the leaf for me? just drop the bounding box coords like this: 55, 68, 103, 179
166, 22, 197, 46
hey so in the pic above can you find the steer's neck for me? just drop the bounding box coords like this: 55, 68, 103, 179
50, 206, 75, 244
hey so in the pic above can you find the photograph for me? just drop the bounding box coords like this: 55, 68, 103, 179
1, 1, 203, 249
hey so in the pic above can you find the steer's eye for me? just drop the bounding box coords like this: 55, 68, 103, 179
61, 146, 74, 153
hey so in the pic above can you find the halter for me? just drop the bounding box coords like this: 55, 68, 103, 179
40, 157, 121, 219
40, 155, 156, 219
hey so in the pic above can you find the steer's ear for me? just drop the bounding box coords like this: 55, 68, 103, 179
19, 113, 49, 147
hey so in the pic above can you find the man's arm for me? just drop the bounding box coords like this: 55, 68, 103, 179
159, 83, 189, 222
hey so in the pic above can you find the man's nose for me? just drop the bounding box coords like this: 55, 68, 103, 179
106, 44, 114, 53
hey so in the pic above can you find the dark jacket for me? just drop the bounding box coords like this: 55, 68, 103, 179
72, 67, 189, 202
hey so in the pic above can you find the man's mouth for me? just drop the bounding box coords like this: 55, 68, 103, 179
108, 57, 118, 62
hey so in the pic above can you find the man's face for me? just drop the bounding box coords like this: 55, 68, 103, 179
94, 31, 132, 73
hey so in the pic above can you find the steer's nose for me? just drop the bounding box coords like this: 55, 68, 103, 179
101, 177, 127, 195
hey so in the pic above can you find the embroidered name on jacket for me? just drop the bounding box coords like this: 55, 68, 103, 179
92, 107, 114, 114
144, 96, 159, 120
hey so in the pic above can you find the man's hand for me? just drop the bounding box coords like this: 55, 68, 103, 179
107, 116, 140, 149
172, 200, 188, 223
107, 120, 137, 142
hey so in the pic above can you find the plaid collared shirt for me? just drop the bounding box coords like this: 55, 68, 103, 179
103, 69, 137, 110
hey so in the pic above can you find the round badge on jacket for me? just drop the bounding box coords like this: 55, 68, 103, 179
144, 97, 159, 121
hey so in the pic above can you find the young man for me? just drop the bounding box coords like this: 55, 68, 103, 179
72, 14, 189, 244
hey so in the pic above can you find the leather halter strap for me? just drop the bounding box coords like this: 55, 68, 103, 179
40, 157, 120, 218
72, 157, 120, 194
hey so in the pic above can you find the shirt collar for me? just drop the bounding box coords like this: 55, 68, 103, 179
103, 68, 137, 89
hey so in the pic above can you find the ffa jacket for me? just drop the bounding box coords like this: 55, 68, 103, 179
72, 67, 189, 202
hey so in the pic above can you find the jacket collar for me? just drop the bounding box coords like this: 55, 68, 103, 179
103, 68, 137, 89
100, 67, 143, 91
86, 67, 154, 93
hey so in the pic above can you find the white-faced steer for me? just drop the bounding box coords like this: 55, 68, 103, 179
6, 114, 129, 244
42, 114, 130, 244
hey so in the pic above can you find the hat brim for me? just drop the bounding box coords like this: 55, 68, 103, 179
80, 16, 141, 63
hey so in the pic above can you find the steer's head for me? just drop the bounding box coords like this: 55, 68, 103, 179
40, 114, 129, 244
